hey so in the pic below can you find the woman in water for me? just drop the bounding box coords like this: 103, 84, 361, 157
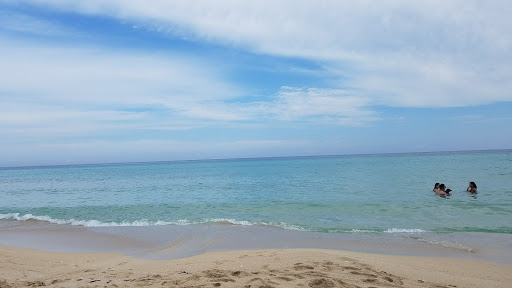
434, 184, 452, 195
466, 182, 477, 193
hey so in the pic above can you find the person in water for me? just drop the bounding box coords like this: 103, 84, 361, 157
466, 181, 477, 193
433, 183, 440, 192
434, 184, 451, 195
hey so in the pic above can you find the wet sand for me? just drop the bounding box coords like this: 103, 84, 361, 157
1, 221, 512, 287
2, 220, 512, 264
1, 245, 511, 288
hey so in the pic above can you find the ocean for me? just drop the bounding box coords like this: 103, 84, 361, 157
1, 150, 512, 262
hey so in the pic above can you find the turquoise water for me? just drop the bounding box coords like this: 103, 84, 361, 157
1, 150, 512, 234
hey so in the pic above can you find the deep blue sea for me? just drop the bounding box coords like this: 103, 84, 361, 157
2, 150, 511, 235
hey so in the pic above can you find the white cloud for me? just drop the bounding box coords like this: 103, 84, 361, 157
0, 10, 74, 37
263, 87, 378, 125
0, 40, 243, 134
20, 0, 512, 107
0, 37, 380, 143
1, 1, 511, 165
0, 42, 238, 104
347, 53, 512, 107
2, 1, 509, 136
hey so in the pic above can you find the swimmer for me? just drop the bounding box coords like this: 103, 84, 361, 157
435, 184, 451, 195
466, 182, 477, 193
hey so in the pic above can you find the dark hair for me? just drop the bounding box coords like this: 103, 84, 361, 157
433, 183, 440, 191
439, 184, 446, 190
445, 189, 452, 193
470, 181, 477, 189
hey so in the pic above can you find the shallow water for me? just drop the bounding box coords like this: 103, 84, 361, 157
2, 150, 511, 233
1, 220, 511, 264
1, 150, 511, 262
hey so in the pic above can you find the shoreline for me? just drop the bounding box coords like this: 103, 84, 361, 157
1, 245, 511, 288
2, 220, 512, 287
1, 220, 512, 264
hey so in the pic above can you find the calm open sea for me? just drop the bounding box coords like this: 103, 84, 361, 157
1, 150, 512, 261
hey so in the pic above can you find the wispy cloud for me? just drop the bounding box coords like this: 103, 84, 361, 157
1, 0, 511, 166
0, 41, 239, 102
0, 40, 243, 147
0, 10, 74, 37
0, 37, 380, 146
263, 87, 379, 125
20, 0, 512, 108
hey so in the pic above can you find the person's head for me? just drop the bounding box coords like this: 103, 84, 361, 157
470, 182, 477, 189
439, 184, 446, 191
434, 183, 440, 189
445, 189, 452, 193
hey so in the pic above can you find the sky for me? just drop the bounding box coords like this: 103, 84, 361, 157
0, 0, 511, 167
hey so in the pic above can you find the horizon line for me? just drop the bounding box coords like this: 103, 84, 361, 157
1, 148, 511, 170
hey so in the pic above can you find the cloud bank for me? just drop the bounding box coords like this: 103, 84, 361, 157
19, 0, 512, 107
1, 0, 511, 166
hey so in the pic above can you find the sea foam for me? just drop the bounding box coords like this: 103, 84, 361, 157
0, 213, 426, 234
0, 213, 305, 230
0, 213, 183, 227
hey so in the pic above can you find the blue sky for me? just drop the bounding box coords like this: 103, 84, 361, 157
1, 0, 511, 167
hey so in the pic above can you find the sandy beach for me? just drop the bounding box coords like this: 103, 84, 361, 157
1, 245, 510, 288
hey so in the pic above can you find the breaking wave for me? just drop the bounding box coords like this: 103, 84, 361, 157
0, 213, 426, 234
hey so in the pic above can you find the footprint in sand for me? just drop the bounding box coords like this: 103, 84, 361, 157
205, 269, 228, 278
276, 276, 294, 282
50, 279, 64, 285
342, 266, 361, 271
294, 263, 315, 270
247, 277, 274, 287
231, 270, 250, 277
286, 273, 306, 279
349, 270, 377, 277
308, 278, 336, 288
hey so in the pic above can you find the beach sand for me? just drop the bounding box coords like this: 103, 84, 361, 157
1, 246, 510, 288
